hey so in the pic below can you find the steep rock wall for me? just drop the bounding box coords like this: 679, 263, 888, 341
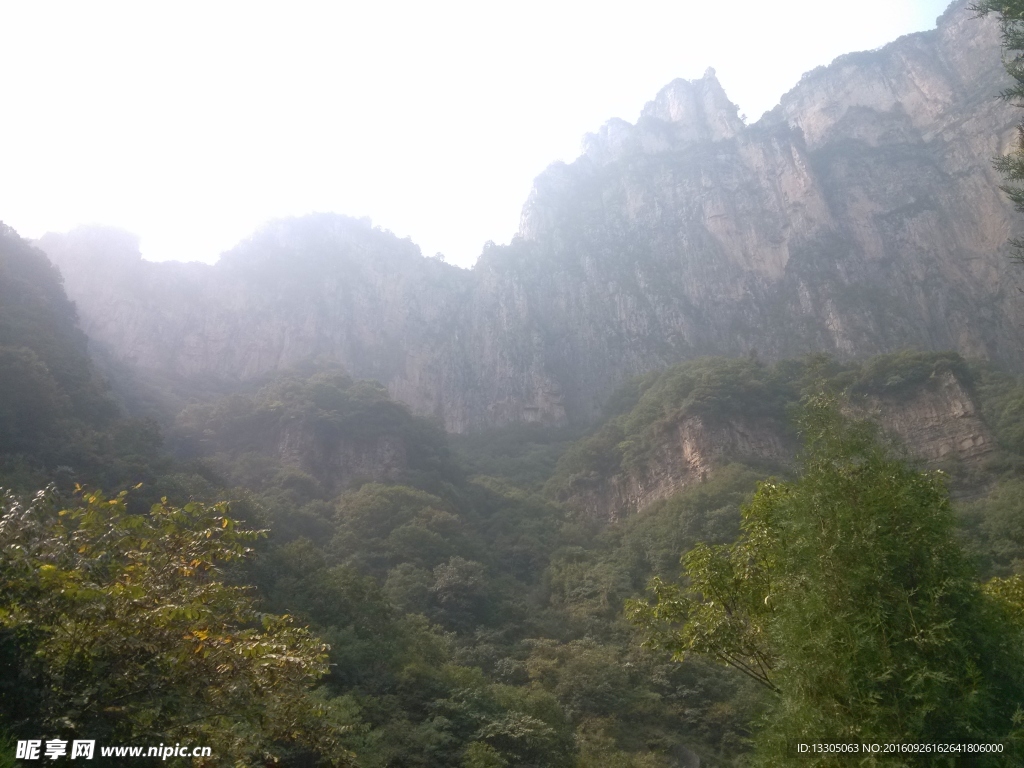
513, 2, 1024, 424
564, 415, 792, 523
563, 369, 995, 522
857, 369, 994, 467
39, 1, 1024, 432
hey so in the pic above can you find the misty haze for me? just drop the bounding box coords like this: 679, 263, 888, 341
2, 1, 1024, 766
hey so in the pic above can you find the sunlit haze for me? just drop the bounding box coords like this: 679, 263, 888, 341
2, 0, 954, 267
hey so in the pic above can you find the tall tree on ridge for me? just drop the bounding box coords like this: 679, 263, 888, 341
975, 1, 1024, 260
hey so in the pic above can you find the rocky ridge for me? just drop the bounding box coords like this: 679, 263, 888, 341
563, 414, 792, 523
559, 366, 995, 522
38, 0, 1024, 433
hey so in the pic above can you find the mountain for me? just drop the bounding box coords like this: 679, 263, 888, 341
0, 225, 117, 455
39, 0, 1024, 433
0, 224, 176, 493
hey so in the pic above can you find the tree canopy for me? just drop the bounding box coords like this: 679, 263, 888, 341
0, 487, 357, 766
974, 0, 1024, 258
628, 393, 1024, 765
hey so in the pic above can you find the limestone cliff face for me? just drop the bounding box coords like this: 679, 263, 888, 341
857, 369, 994, 467
39, 0, 1024, 432
515, 1, 1024, 425
563, 369, 995, 522
564, 415, 792, 523
41, 221, 568, 433
276, 418, 409, 493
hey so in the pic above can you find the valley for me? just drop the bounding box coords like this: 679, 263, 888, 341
2, 1, 1024, 766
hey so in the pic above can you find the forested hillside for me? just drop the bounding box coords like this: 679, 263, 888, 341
5, 1, 1024, 764
0, 224, 168, 496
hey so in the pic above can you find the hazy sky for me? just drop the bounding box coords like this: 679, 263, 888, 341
2, 0, 956, 268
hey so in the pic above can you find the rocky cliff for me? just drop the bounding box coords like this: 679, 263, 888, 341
169, 370, 455, 495
857, 368, 994, 468
38, 0, 1024, 432
560, 413, 793, 523
549, 356, 997, 522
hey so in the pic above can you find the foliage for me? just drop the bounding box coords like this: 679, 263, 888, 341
449, 424, 583, 493
961, 476, 1024, 577
620, 357, 798, 431
530, 465, 766, 761
0, 226, 171, 496
0, 224, 114, 426
973, 362, 1024, 456
841, 350, 970, 399
0, 346, 67, 454
463, 477, 566, 586
545, 357, 800, 504
628, 393, 1024, 765
234, 418, 762, 765
330, 484, 478, 596
0, 487, 356, 766
974, 0, 1024, 258
248, 477, 587, 766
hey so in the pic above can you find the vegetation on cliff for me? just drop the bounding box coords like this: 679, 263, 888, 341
974, 0, 1024, 258
629, 394, 1024, 765
0, 226, 171, 502
4, 328, 1024, 765
5, 230, 1024, 763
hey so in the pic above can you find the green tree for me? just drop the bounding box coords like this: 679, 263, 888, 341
0, 347, 66, 454
974, 1, 1024, 259
628, 394, 1024, 765
0, 487, 357, 766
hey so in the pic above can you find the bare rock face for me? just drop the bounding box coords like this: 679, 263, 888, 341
565, 415, 792, 522
276, 418, 409, 493
38, 0, 1024, 433
40, 221, 569, 433
857, 369, 994, 467
515, 1, 1024, 425
580, 69, 744, 165
562, 368, 994, 522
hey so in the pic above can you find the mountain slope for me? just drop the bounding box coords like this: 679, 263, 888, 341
40, 0, 1024, 432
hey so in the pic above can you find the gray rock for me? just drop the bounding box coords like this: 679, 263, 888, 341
39, 0, 1024, 433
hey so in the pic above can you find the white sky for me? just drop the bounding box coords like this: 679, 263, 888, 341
1, 0, 954, 268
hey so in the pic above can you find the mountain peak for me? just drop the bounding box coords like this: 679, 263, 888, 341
580, 68, 743, 165
640, 68, 743, 140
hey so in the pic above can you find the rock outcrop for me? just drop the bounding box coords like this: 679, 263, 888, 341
561, 367, 995, 522
857, 369, 994, 467
563, 415, 792, 523
38, 0, 1024, 432
276, 418, 410, 493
